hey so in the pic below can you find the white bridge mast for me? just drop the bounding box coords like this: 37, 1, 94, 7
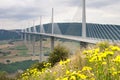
82, 0, 86, 38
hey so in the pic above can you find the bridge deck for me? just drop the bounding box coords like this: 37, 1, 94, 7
24, 32, 119, 44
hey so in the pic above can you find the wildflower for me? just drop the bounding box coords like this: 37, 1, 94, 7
63, 77, 68, 80
105, 51, 114, 56
66, 70, 70, 75
102, 62, 107, 65
109, 46, 120, 51
113, 55, 120, 63
90, 77, 95, 80
94, 48, 100, 53
59, 59, 70, 65
112, 72, 117, 76
53, 71, 57, 75
78, 74, 87, 79
82, 66, 92, 71
70, 76, 76, 80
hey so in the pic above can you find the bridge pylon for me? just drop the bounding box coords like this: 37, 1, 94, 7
82, 0, 86, 38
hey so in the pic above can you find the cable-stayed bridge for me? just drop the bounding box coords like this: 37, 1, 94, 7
20, 0, 120, 62
22, 23, 120, 44
21, 22, 120, 62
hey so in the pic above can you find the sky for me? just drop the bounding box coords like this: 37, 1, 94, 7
0, 0, 120, 30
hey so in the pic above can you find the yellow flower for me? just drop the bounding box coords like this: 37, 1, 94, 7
53, 71, 57, 75
63, 77, 68, 80
59, 60, 64, 65
112, 72, 117, 76
82, 66, 92, 71
66, 70, 70, 75
102, 62, 107, 65
59, 59, 71, 65
109, 46, 120, 51
90, 77, 95, 80
105, 51, 114, 56
95, 48, 100, 53
113, 55, 120, 63
66, 59, 70, 63
78, 74, 87, 79
70, 76, 76, 80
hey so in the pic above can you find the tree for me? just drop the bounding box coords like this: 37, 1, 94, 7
48, 44, 69, 66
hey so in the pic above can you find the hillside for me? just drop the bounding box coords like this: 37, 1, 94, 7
0, 29, 21, 40
18, 42, 120, 80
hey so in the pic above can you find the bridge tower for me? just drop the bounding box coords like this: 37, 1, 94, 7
80, 0, 88, 48
24, 29, 27, 43
82, 0, 86, 38
51, 8, 55, 51
40, 16, 42, 33
39, 16, 43, 62
52, 8, 54, 35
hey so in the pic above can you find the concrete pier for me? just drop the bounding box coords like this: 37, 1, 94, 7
39, 35, 43, 62
51, 36, 54, 51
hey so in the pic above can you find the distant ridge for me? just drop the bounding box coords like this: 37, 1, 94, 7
0, 29, 21, 40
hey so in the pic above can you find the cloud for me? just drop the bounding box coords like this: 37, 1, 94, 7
0, 0, 120, 29
87, 0, 120, 8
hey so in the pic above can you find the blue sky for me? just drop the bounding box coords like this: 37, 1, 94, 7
0, 0, 120, 29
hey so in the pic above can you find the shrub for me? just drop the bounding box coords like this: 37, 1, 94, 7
48, 44, 69, 66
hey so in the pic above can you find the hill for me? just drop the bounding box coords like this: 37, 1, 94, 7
0, 29, 21, 40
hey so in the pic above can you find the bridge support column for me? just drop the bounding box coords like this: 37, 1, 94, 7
39, 35, 43, 62
24, 33, 27, 43
80, 42, 88, 48
51, 36, 54, 51
32, 35, 36, 58
28, 34, 31, 43
21, 33, 24, 40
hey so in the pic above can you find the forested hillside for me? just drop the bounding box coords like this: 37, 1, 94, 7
0, 30, 21, 40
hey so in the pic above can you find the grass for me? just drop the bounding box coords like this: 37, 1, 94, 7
19, 42, 120, 80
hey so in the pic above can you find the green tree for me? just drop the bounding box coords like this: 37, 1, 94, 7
48, 44, 69, 66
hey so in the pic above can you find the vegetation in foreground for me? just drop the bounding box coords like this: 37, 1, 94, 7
18, 42, 120, 80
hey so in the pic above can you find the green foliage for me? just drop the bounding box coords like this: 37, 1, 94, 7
48, 45, 69, 66
0, 60, 38, 73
